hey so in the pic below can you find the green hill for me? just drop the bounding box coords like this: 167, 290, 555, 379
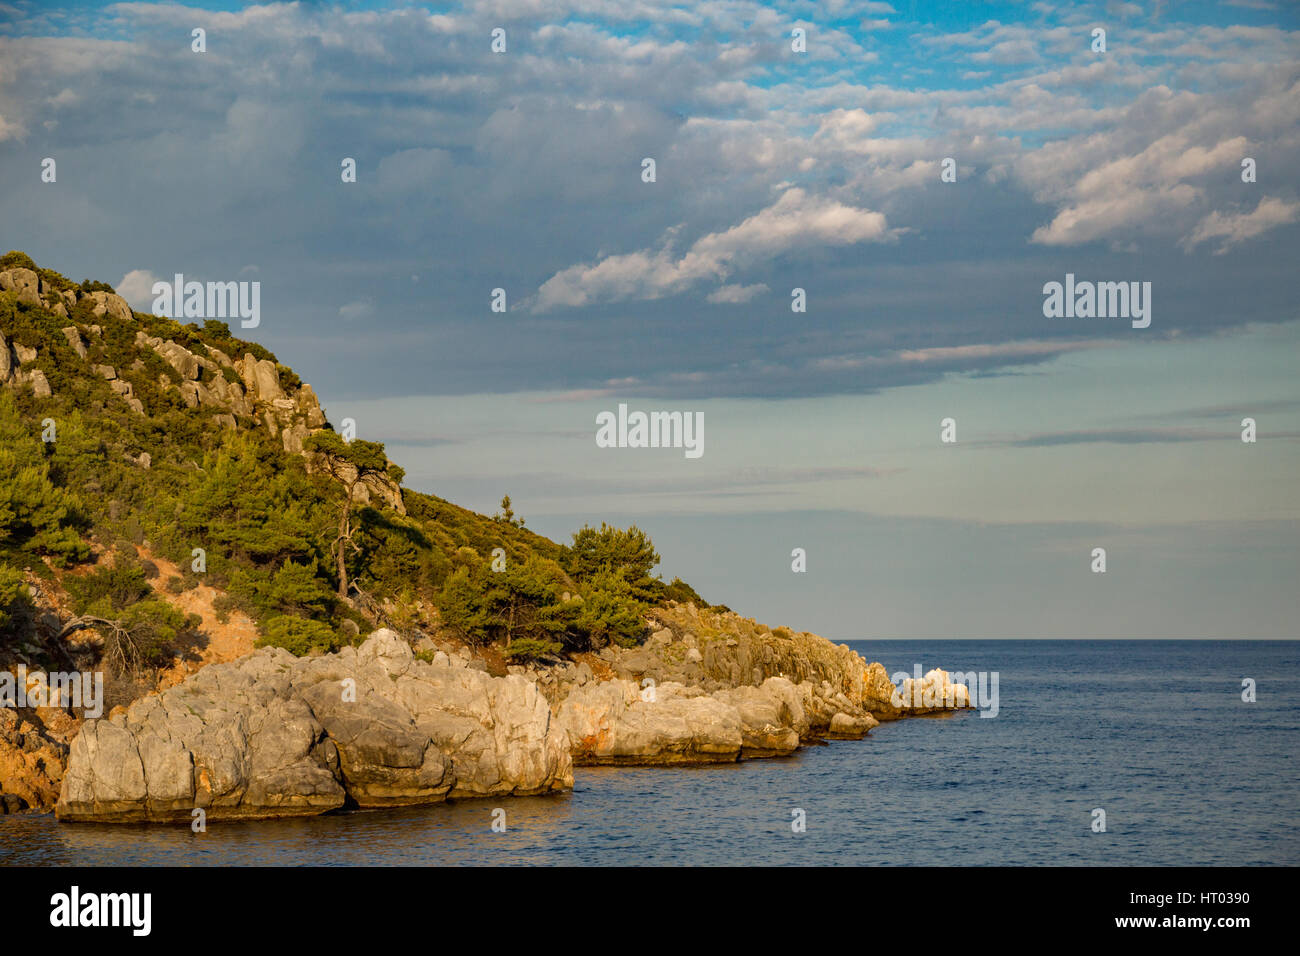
0, 251, 712, 682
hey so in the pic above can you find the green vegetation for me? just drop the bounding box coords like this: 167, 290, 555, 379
0, 251, 716, 670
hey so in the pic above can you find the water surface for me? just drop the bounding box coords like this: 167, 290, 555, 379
2, 640, 1295, 865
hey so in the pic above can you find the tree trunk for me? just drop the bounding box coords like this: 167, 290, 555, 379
337, 480, 355, 599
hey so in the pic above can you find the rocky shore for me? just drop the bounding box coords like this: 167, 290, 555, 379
48, 605, 971, 823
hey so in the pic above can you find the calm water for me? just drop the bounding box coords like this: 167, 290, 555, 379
2, 640, 1296, 866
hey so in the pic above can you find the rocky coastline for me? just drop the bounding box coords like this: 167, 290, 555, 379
42, 604, 970, 823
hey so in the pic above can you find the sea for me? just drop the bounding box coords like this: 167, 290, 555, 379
2, 640, 1296, 866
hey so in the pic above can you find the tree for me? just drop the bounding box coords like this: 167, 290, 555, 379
304, 430, 392, 600
566, 523, 660, 598
0, 391, 89, 564
494, 495, 524, 527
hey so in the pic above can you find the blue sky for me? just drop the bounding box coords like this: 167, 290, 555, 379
2, 0, 1297, 637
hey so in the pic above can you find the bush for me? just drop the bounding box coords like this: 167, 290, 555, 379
662, 576, 707, 607
502, 637, 562, 662
0, 562, 29, 633
114, 600, 199, 667
64, 554, 150, 615
256, 616, 342, 656
0, 251, 38, 272
437, 565, 492, 644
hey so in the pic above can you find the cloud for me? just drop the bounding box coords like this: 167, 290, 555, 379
1183, 196, 1300, 253
338, 300, 375, 321
116, 268, 159, 311
1026, 128, 1250, 246
892, 340, 1115, 364
978, 427, 1229, 447
707, 282, 769, 304
532, 188, 891, 310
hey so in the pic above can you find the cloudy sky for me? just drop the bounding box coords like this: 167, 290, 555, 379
2, 0, 1297, 638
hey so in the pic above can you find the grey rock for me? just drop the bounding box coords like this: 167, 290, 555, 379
86, 291, 133, 323
0, 268, 41, 307
56, 630, 573, 822
60, 327, 87, 360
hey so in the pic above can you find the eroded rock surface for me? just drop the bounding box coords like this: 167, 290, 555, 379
55, 630, 573, 822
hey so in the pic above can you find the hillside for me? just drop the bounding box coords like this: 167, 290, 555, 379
1, 251, 976, 819
0, 251, 714, 692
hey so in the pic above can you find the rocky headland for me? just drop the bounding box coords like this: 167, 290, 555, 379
52, 605, 970, 823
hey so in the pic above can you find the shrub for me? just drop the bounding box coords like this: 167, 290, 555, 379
662, 576, 707, 607
64, 559, 150, 615
0, 251, 38, 271
256, 616, 341, 656
0, 562, 29, 633
502, 637, 562, 662
113, 600, 199, 668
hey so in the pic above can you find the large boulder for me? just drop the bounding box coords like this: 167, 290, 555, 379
56, 630, 573, 823
86, 291, 133, 323
556, 677, 813, 764
60, 327, 87, 360
238, 354, 284, 403
0, 268, 41, 308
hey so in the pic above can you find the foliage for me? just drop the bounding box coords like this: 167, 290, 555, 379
662, 576, 708, 607
0, 251, 712, 663
567, 522, 662, 601
0, 562, 29, 632
502, 638, 562, 662
0, 251, 37, 271
256, 615, 343, 656
0, 391, 90, 564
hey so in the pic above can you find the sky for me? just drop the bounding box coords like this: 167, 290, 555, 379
1, 0, 1297, 639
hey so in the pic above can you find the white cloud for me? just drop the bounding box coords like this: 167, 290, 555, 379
339, 300, 375, 321
117, 269, 159, 311
1184, 196, 1300, 253
533, 188, 891, 310
707, 282, 769, 304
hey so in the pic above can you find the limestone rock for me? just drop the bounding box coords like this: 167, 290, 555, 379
555, 676, 814, 764
60, 327, 87, 360
0, 268, 41, 308
56, 629, 573, 823
156, 341, 200, 380
28, 369, 51, 398
86, 291, 133, 323
238, 354, 284, 403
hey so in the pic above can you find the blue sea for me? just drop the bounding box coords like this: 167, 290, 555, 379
2, 640, 1296, 866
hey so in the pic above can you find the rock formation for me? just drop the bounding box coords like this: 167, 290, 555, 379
55, 630, 573, 822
